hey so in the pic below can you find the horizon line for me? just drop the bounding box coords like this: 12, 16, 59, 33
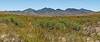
0, 7, 99, 11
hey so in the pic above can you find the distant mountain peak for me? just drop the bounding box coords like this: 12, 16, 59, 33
23, 8, 36, 13
56, 9, 64, 11
79, 8, 93, 12
37, 7, 55, 13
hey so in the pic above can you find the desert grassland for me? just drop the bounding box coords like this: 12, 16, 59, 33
0, 14, 100, 42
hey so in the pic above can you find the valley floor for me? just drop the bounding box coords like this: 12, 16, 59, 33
0, 14, 100, 42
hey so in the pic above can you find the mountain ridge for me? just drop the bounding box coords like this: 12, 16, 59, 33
22, 8, 93, 12
0, 8, 95, 16
23, 8, 95, 16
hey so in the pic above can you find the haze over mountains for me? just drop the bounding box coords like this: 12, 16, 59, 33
1, 8, 95, 16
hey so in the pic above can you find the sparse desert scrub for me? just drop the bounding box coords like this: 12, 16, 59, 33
0, 14, 100, 42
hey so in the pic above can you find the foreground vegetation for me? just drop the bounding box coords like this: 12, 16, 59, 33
0, 13, 100, 42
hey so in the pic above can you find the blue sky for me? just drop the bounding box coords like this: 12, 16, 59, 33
0, 0, 99, 11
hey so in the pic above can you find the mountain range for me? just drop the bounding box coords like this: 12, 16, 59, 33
0, 8, 95, 16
